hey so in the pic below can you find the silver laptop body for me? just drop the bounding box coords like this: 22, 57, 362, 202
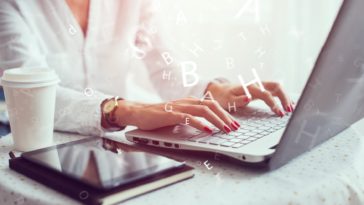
126, 0, 364, 170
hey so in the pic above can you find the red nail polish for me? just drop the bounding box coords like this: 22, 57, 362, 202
203, 126, 213, 133
286, 106, 292, 112
223, 125, 231, 133
244, 97, 251, 103
231, 123, 238, 130
233, 120, 241, 127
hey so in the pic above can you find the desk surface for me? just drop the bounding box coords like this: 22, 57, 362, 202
1, 120, 364, 205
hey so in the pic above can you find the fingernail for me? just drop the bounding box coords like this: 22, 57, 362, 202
231, 123, 238, 131
203, 126, 213, 133
233, 120, 241, 127
278, 110, 285, 117
223, 125, 231, 133
244, 97, 251, 103
286, 106, 292, 112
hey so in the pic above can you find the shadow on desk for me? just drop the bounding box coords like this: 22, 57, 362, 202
131, 143, 269, 174
0, 92, 10, 137
0, 124, 10, 138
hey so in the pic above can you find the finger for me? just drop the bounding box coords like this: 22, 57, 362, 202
172, 113, 213, 133
249, 85, 285, 117
230, 85, 245, 96
174, 104, 232, 133
176, 98, 239, 131
230, 95, 251, 108
171, 98, 237, 130
291, 101, 296, 111
202, 100, 240, 130
264, 82, 292, 112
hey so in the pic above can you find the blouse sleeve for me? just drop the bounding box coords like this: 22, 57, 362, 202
136, 0, 210, 101
0, 1, 109, 136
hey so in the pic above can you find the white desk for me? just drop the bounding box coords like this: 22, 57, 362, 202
1, 120, 364, 205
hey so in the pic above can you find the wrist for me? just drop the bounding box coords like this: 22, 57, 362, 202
115, 100, 140, 126
100, 97, 127, 131
114, 100, 134, 127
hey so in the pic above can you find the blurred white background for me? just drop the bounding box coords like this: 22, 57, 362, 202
127, 0, 342, 101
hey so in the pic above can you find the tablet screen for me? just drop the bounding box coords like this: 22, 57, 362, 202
21, 137, 184, 190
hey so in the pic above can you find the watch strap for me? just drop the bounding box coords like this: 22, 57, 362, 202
101, 96, 126, 131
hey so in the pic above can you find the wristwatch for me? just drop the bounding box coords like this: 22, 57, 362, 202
100, 96, 126, 131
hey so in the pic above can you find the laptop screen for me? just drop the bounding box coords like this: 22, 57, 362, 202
269, 0, 364, 170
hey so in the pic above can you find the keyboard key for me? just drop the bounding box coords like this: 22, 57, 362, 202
218, 135, 232, 139
227, 132, 237, 137
260, 131, 270, 136
237, 135, 250, 140
267, 128, 275, 132
241, 140, 252, 144
232, 143, 245, 148
257, 126, 270, 130
273, 126, 283, 130
230, 132, 242, 137
242, 127, 255, 131
208, 137, 226, 145
238, 130, 249, 134
246, 137, 256, 141
188, 135, 204, 142
229, 138, 242, 143
254, 134, 264, 138
197, 136, 212, 143
220, 141, 235, 147
250, 130, 261, 134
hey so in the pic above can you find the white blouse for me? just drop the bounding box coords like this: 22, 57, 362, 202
0, 0, 209, 136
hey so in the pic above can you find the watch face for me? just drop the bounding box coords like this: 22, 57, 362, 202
103, 100, 116, 113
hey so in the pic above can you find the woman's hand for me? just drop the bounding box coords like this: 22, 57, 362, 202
206, 81, 294, 116
115, 98, 240, 133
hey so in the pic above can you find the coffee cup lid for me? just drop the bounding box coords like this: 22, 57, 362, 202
0, 68, 60, 88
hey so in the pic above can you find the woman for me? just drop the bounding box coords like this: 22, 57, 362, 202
0, 0, 293, 136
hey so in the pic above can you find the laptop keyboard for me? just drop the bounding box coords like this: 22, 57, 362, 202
187, 109, 291, 149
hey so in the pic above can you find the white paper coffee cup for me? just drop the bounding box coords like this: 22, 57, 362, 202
1, 68, 60, 151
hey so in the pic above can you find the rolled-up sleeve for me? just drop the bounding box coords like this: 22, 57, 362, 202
136, 0, 210, 101
0, 1, 108, 136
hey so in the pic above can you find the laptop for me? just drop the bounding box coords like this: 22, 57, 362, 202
126, 0, 364, 170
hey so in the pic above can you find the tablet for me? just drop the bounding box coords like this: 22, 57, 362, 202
21, 137, 184, 191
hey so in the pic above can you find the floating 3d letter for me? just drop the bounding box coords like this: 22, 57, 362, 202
68, 24, 77, 35
259, 24, 271, 36
201, 91, 214, 101
185, 117, 190, 125
238, 68, 265, 99
176, 10, 188, 25
295, 120, 321, 149
189, 43, 204, 58
234, 0, 260, 22
130, 45, 146, 59
164, 102, 173, 112
204, 160, 213, 170
181, 61, 199, 87
225, 57, 235, 70
161, 52, 174, 65
162, 70, 172, 80
228, 102, 237, 113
